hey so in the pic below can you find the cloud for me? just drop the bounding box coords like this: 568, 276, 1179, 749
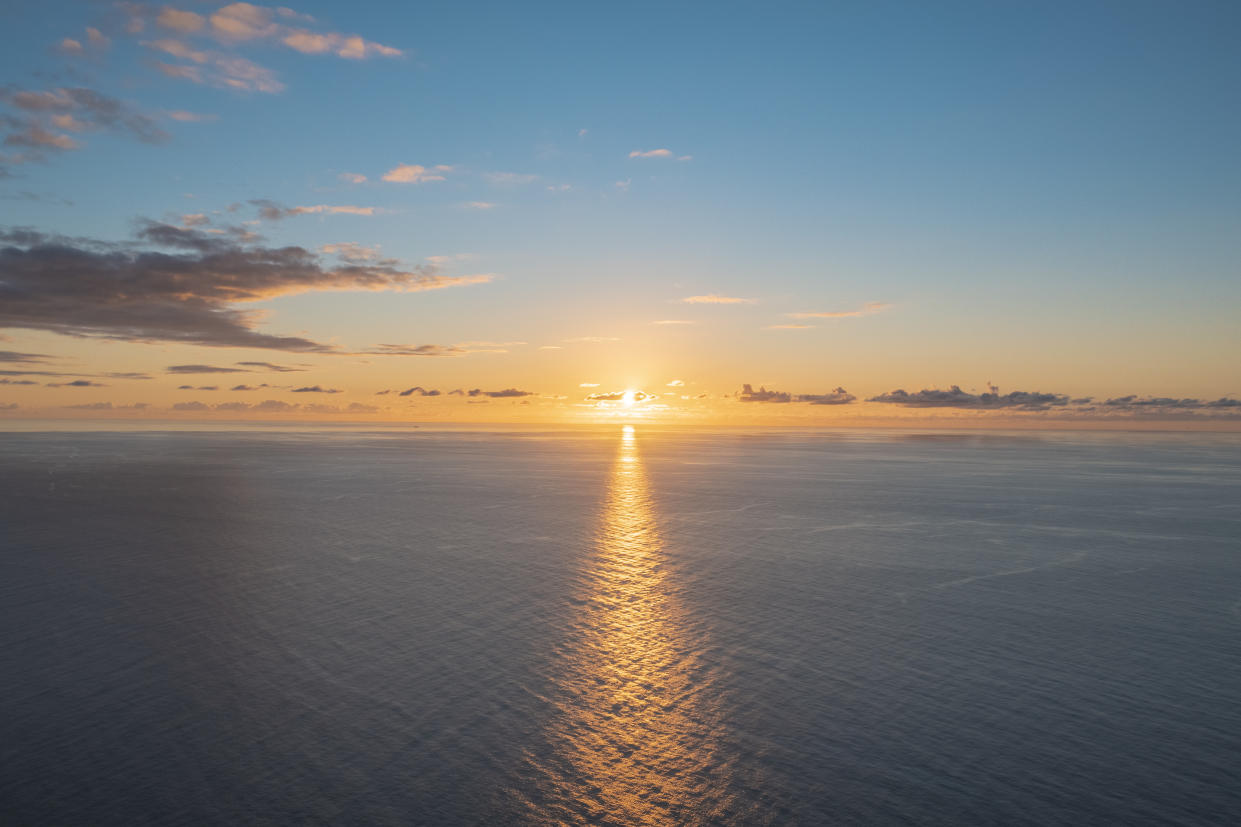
562, 336, 620, 343
0, 379, 38, 385
799, 387, 856, 405
787, 301, 892, 319
236, 361, 304, 371
680, 294, 753, 304
651, 319, 695, 325
468, 388, 535, 398
146, 40, 285, 93
464, 201, 497, 210
291, 385, 341, 393
764, 324, 815, 330
173, 400, 210, 411
0, 222, 491, 351
397, 386, 440, 397
66, 401, 116, 410
104, 372, 153, 380
667, 379, 684, 387
629, 149, 672, 158
252, 398, 296, 412
216, 401, 251, 411
168, 364, 247, 373
165, 110, 217, 122
0, 86, 168, 160
586, 390, 654, 402
579, 383, 600, 388
365, 344, 468, 357
250, 200, 377, 220
338, 172, 366, 183
738, 384, 791, 403
47, 379, 107, 388
157, 8, 207, 33
0, 402, 18, 409
1101, 395, 1241, 411
320, 241, 381, 262
382, 163, 451, 183
868, 385, 1069, 410
0, 350, 53, 363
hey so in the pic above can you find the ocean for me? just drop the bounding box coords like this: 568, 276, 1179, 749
2, 427, 1239, 825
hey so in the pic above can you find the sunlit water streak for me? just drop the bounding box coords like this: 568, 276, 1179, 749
526, 426, 731, 824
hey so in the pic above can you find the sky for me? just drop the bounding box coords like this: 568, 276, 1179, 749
1, 0, 1239, 427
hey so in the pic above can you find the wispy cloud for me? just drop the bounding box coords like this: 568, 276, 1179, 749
165, 109, 216, 122
0, 86, 168, 163
681, 294, 753, 304
291, 385, 341, 393
146, 39, 285, 93
382, 163, 451, 183
251, 200, 378, 219
650, 319, 695, 325
787, 301, 892, 319
338, 172, 366, 183
764, 324, 815, 330
629, 149, 672, 158
463, 201, 497, 210
563, 336, 621, 343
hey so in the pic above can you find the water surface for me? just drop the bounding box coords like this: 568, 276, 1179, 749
2, 427, 1239, 824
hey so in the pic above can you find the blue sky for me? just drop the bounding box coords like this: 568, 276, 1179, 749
1, 1, 1239, 423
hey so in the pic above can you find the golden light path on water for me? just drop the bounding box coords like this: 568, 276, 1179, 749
532, 425, 730, 824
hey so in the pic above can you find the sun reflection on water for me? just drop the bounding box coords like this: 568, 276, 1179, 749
535, 426, 725, 824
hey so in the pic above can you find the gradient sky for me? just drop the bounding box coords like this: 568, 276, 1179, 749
2, 0, 1239, 426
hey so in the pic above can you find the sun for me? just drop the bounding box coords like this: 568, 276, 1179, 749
621, 389, 638, 406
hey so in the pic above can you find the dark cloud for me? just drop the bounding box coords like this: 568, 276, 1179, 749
0, 86, 168, 164
216, 402, 251, 411
230, 383, 270, 391
868, 385, 1069, 410
0, 350, 53, 363
348, 402, 379, 413
738, 384, 791, 403
0, 369, 67, 376
447, 389, 466, 396
173, 400, 209, 411
47, 379, 105, 387
0, 222, 484, 351
0, 402, 18, 409
1101, 395, 1241, 411
398, 386, 440, 397
468, 388, 536, 398
103, 371, 152, 379
168, 364, 248, 374
798, 387, 856, 405
291, 385, 341, 394
252, 399, 296, 412
0, 378, 38, 385
66, 401, 114, 410
235, 361, 304, 372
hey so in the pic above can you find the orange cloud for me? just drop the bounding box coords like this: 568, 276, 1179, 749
382, 163, 451, 183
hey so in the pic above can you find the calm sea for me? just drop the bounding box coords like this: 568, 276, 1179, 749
2, 427, 1239, 825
